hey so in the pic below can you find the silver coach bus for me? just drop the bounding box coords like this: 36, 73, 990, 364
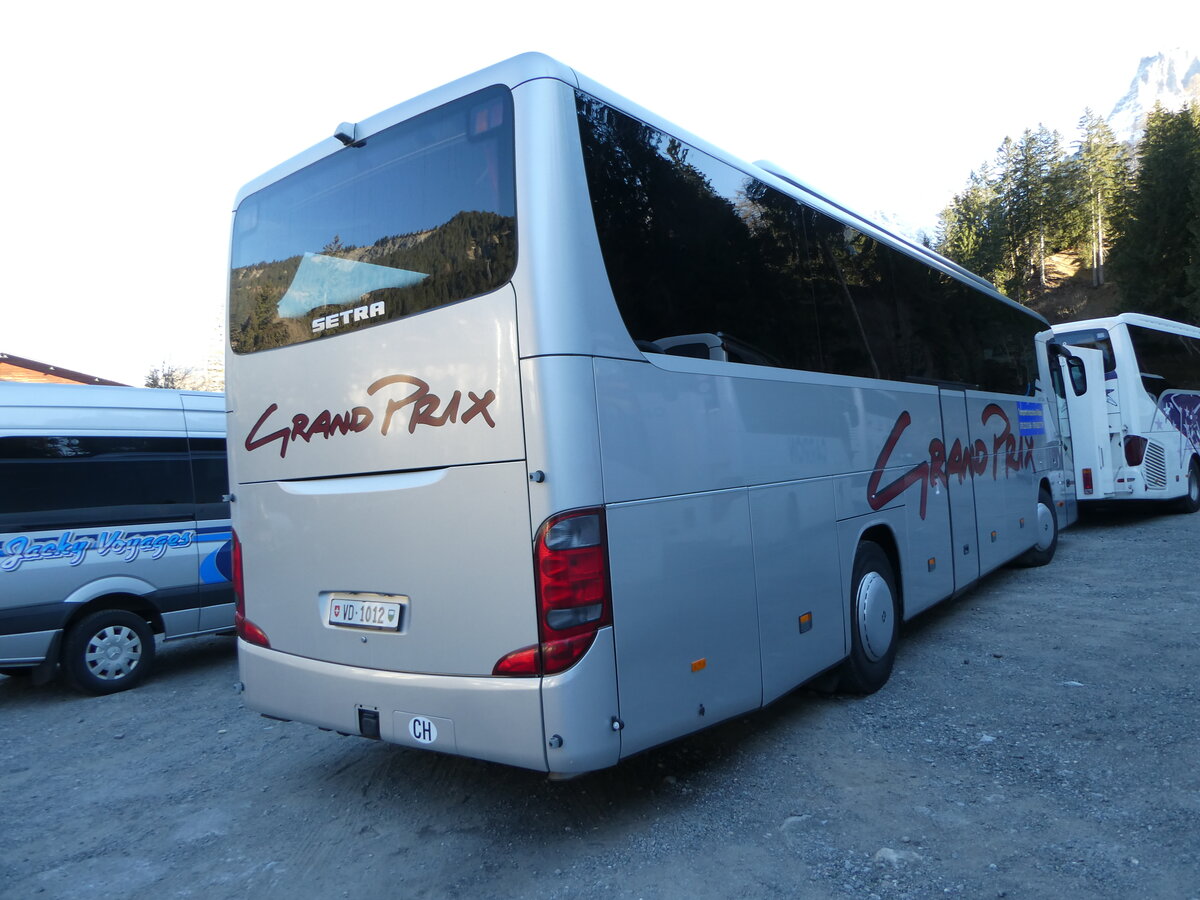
226, 54, 1070, 776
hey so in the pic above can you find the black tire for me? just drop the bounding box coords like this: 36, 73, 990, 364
1177, 458, 1200, 514
1015, 487, 1059, 567
839, 541, 899, 695
63, 610, 155, 695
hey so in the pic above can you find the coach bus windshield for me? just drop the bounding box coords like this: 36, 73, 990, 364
228, 85, 517, 354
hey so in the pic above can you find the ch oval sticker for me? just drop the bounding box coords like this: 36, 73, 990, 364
409, 716, 437, 744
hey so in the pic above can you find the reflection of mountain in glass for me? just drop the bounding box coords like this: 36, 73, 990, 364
276, 253, 429, 317
229, 210, 516, 354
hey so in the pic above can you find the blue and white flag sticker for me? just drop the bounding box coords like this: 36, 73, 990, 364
1017, 401, 1045, 436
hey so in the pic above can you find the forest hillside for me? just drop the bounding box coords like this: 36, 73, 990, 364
936, 51, 1200, 327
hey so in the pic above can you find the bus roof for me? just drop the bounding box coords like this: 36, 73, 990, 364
1053, 313, 1200, 339
231, 52, 1046, 328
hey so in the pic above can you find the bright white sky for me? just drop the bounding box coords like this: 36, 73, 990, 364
3, 0, 1194, 386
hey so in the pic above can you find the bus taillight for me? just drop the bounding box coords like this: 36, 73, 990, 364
1124, 435, 1148, 467
494, 508, 611, 676
232, 530, 270, 648
1082, 468, 1094, 495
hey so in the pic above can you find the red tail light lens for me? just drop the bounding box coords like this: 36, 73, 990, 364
1124, 435, 1148, 467
493, 508, 611, 676
1082, 468, 1094, 495
232, 529, 270, 648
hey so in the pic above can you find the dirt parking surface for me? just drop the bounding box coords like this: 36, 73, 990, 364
3, 505, 1198, 899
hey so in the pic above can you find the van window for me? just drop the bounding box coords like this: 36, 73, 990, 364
0, 436, 202, 531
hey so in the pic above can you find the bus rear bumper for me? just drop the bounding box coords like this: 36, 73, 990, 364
238, 640, 551, 772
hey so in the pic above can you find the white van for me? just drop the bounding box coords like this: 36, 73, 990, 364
0, 383, 233, 693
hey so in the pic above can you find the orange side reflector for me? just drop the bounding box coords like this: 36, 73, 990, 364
691, 658, 707, 672
798, 612, 813, 634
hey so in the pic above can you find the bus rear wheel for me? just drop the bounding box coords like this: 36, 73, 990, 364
1177, 459, 1200, 514
839, 541, 898, 695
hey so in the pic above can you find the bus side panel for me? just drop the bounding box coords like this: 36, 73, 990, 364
606, 491, 760, 758
594, 358, 946, 502
1156, 390, 1200, 475
540, 627, 622, 774
749, 480, 846, 705
831, 391, 956, 618
519, 356, 606, 537
966, 394, 1040, 574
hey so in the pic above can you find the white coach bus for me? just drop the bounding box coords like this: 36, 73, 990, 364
1052, 313, 1200, 512
226, 54, 1070, 776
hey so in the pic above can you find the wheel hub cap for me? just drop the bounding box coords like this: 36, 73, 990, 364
856, 572, 893, 663
85, 626, 142, 680
1034, 501, 1055, 551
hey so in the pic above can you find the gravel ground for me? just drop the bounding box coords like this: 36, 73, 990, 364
2, 503, 1198, 899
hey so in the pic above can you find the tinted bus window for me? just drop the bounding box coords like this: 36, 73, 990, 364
230, 85, 517, 353
576, 93, 1040, 393
1126, 325, 1200, 391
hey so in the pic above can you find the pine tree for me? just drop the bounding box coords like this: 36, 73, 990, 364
937, 165, 1002, 282
1069, 110, 1129, 287
996, 127, 1066, 300
1111, 102, 1200, 321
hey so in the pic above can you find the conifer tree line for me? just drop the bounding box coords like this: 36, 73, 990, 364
937, 103, 1200, 323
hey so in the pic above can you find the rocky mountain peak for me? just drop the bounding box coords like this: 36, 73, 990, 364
1108, 48, 1200, 143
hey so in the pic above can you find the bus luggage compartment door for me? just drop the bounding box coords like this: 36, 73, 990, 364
939, 390, 980, 592
605, 490, 761, 758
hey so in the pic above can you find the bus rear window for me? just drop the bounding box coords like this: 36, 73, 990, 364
229, 85, 517, 354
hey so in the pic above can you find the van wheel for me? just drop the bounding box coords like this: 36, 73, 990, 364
839, 541, 898, 695
1177, 459, 1200, 514
63, 610, 155, 695
1015, 488, 1058, 567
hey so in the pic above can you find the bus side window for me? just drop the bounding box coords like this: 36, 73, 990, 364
1140, 372, 1167, 403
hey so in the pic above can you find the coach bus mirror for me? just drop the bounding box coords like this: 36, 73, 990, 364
1066, 356, 1087, 397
